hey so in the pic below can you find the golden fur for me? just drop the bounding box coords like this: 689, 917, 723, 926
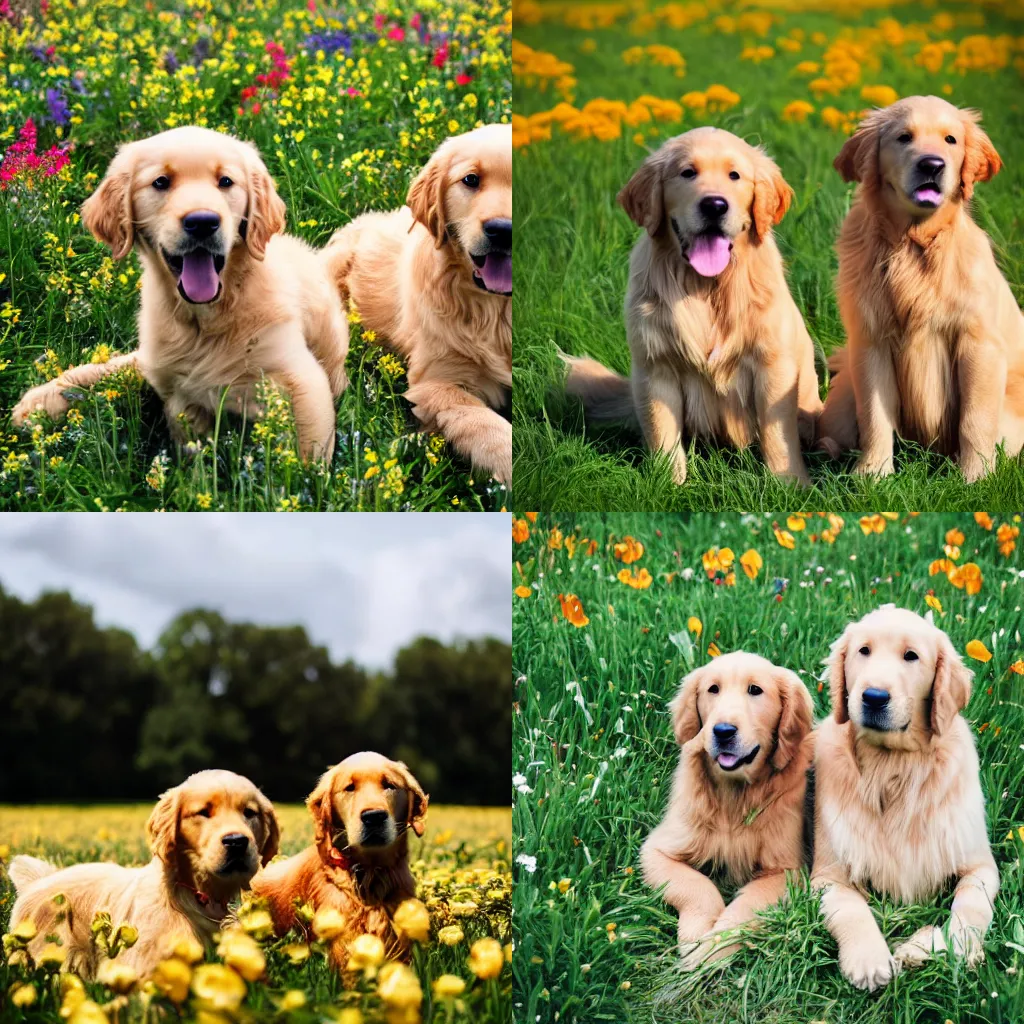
251, 752, 428, 973
8, 770, 279, 979
641, 651, 814, 969
324, 124, 512, 483
12, 126, 349, 460
812, 606, 999, 991
563, 127, 822, 485
818, 96, 1024, 481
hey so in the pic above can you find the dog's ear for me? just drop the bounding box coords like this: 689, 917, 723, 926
771, 669, 814, 771
407, 148, 449, 248
306, 768, 338, 853
394, 761, 429, 837
931, 633, 973, 735
668, 670, 702, 745
834, 112, 882, 184
751, 150, 794, 242
960, 112, 1001, 202
618, 154, 664, 237
81, 144, 136, 260
256, 790, 281, 865
827, 628, 850, 724
244, 145, 286, 261
146, 784, 181, 863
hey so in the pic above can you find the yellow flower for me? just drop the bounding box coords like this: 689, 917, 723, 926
153, 958, 193, 1003
96, 960, 138, 993
377, 962, 423, 1009
514, 585, 532, 598
438, 925, 465, 946
394, 899, 431, 943
11, 919, 38, 941
67, 1001, 109, 1024
774, 529, 795, 550
548, 527, 564, 550
337, 1012, 363, 1024
929, 558, 956, 577
282, 942, 311, 964
38, 942, 67, 968
433, 974, 467, 999
617, 567, 653, 589
925, 594, 944, 615
347, 933, 386, 972
781, 100, 814, 122
613, 535, 645, 563
217, 928, 265, 981
861, 84, 898, 106
688, 617, 703, 638
278, 991, 307, 1011
557, 877, 572, 892
998, 523, 1020, 557
558, 593, 589, 628
708, 642, 722, 658
965, 640, 992, 663
196, 492, 212, 510
191, 964, 247, 1012
740, 549, 763, 580
313, 907, 347, 941
168, 935, 205, 964
468, 937, 505, 979
237, 908, 274, 939
11, 984, 36, 1008
859, 514, 886, 535
702, 547, 735, 575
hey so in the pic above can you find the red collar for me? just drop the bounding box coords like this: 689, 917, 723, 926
178, 881, 213, 908
327, 846, 352, 872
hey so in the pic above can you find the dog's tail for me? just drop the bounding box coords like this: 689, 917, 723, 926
8, 855, 57, 892
560, 351, 635, 422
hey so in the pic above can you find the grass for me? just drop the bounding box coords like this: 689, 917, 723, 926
0, 0, 511, 511
512, 512, 1024, 1024
512, 1, 1024, 511
0, 803, 512, 1022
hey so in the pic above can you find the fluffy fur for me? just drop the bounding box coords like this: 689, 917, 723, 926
812, 606, 999, 992
563, 127, 822, 486
12, 126, 349, 460
324, 124, 512, 483
252, 751, 428, 973
817, 96, 1024, 481
641, 651, 815, 969
8, 770, 279, 979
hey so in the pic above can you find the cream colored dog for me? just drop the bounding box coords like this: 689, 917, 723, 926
12, 126, 349, 460
812, 606, 999, 991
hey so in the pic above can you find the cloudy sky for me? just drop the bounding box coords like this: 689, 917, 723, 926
0, 514, 510, 667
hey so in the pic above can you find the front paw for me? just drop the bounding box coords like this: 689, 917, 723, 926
854, 452, 894, 478
840, 938, 899, 991
959, 454, 992, 485
948, 921, 985, 967
12, 383, 69, 426
893, 925, 945, 968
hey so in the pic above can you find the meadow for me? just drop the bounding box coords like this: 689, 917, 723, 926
0, 803, 511, 1023
0, 0, 511, 511
512, 512, 1024, 1023
512, 0, 1024, 511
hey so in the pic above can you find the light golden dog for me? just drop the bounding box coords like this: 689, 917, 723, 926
818, 96, 1024, 481
8, 770, 279, 979
812, 606, 999, 991
252, 752, 428, 972
324, 124, 512, 483
563, 127, 822, 486
12, 126, 349, 460
641, 651, 815, 969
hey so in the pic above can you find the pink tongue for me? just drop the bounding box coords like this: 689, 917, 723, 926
478, 253, 512, 294
687, 234, 731, 277
717, 752, 739, 769
179, 250, 220, 303
914, 185, 942, 204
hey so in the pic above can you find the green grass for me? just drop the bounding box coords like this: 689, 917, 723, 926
0, 0, 511, 511
512, 512, 1024, 1023
512, 2, 1024, 511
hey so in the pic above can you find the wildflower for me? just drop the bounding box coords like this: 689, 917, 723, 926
781, 100, 814, 122
859, 515, 886, 535
168, 935, 205, 964
96, 960, 137, 993
998, 523, 1020, 557
740, 549, 763, 580
613, 535, 644, 563
1009, 660, 1024, 675
279, 990, 306, 1011
514, 586, 532, 598
702, 547, 735, 575
66, 1001, 108, 1024
312, 907, 347, 941
945, 528, 965, 547
377, 962, 423, 1008
966, 640, 992, 663
974, 512, 994, 530
196, 493, 212, 510
217, 928, 265, 981
925, 594, 944, 615
708, 643, 722, 658
152, 957, 192, 1003
617, 568, 653, 589
393, 898, 431, 943
558, 593, 589, 628
38, 942, 67, 968
468, 937, 505, 979
929, 558, 956, 577
437, 924, 465, 945
861, 85, 898, 106
688, 616, 703, 638
433, 974, 466, 999
11, 984, 36, 1008
548, 527, 563, 549
774, 529, 795, 550
949, 562, 983, 595
512, 518, 530, 543
191, 964, 247, 1011
281, 942, 310, 964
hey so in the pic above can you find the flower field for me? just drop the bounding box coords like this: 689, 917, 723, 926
0, 803, 511, 1023
512, 0, 1024, 510
0, 0, 511, 511
513, 512, 1024, 1023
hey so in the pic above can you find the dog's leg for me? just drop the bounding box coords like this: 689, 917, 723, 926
851, 342, 898, 477
635, 367, 687, 485
11, 352, 141, 426
755, 366, 811, 486
957, 341, 1005, 483
307, 303, 351, 400
947, 854, 999, 964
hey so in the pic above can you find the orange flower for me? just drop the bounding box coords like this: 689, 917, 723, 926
565, 535, 577, 559
974, 512, 993, 530
945, 528, 965, 547
557, 593, 589, 628
965, 639, 991, 663
924, 594, 943, 614
827, 513, 845, 533
774, 529, 795, 550
702, 547, 735, 575
707, 642, 722, 658
929, 558, 955, 577
512, 518, 529, 544
859, 515, 886, 535
880, 513, 899, 521
617, 568, 653, 590
1009, 659, 1024, 675
740, 549, 763, 580
524, 512, 539, 523
949, 562, 983, 595
613, 536, 645, 564
582, 538, 598, 556
514, 586, 532, 599
997, 523, 1019, 557
688, 616, 703, 638
548, 528, 563, 550
786, 515, 806, 532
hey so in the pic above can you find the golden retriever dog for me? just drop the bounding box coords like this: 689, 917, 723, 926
563, 127, 822, 486
11, 126, 349, 460
252, 751, 428, 972
324, 124, 512, 483
817, 96, 1024, 481
8, 769, 279, 979
812, 606, 999, 991
641, 652, 814, 969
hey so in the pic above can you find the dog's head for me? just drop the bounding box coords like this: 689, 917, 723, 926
307, 751, 428, 865
835, 95, 1001, 216
671, 651, 813, 782
828, 605, 973, 747
81, 126, 286, 306
618, 126, 793, 278
407, 123, 512, 296
146, 769, 279, 893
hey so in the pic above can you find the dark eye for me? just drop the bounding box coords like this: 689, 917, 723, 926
708, 684, 719, 694
218, 176, 233, 189
859, 646, 870, 656
244, 807, 258, 818
382, 779, 396, 790
681, 168, 697, 179
197, 808, 211, 818
344, 782, 355, 792
748, 684, 763, 696
944, 135, 956, 145
152, 175, 171, 190
897, 133, 912, 144
904, 650, 919, 662
462, 173, 480, 189
729, 171, 741, 181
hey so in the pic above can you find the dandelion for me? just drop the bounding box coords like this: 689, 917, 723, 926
312, 907, 347, 941
11, 984, 36, 1008
861, 85, 898, 106
438, 924, 465, 945
433, 974, 466, 998
966, 640, 992, 663
191, 964, 247, 1011
557, 593, 589, 628
281, 942, 310, 964
65, 1001, 109, 1024
279, 990, 306, 1011
377, 962, 423, 1008
152, 957, 192, 1003
393, 898, 431, 943
468, 936, 505, 979
217, 928, 265, 981
96, 960, 138, 993
781, 100, 814, 122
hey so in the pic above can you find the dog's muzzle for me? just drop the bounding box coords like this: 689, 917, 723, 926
471, 217, 512, 295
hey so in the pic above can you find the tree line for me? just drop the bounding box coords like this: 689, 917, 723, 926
0, 584, 510, 806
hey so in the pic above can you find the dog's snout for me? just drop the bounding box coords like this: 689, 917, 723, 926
699, 195, 729, 219
862, 688, 891, 709
360, 809, 389, 827
712, 722, 737, 743
182, 210, 222, 239
483, 218, 512, 250
221, 832, 249, 851
916, 155, 945, 177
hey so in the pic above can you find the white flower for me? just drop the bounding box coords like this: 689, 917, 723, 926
516, 854, 537, 873
512, 773, 527, 787
680, 568, 694, 581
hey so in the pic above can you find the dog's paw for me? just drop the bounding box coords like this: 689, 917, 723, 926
948, 922, 986, 967
840, 939, 899, 991
11, 383, 68, 427
893, 925, 946, 968
853, 453, 894, 478
958, 455, 992, 486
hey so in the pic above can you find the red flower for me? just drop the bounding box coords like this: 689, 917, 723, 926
387, 25, 405, 41
456, 71, 473, 85
373, 12, 385, 29
410, 13, 421, 29
433, 43, 448, 68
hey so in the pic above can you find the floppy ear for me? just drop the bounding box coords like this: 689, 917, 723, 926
306, 769, 338, 853
751, 152, 794, 242
146, 785, 181, 863
931, 633, 973, 735
244, 146, 286, 261
81, 145, 136, 260
407, 149, 448, 248
617, 154, 664, 237
771, 670, 814, 771
256, 791, 281, 865
668, 671, 702, 745
394, 761, 429, 837
827, 629, 850, 724
960, 113, 1001, 202
834, 114, 881, 185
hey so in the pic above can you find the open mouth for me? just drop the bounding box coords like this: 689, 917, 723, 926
163, 247, 226, 304
715, 745, 760, 772
471, 252, 512, 295
911, 183, 943, 208
686, 229, 733, 278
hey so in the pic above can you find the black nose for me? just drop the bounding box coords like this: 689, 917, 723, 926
917, 155, 945, 177
182, 210, 221, 239
483, 218, 512, 250
221, 832, 249, 851
862, 688, 890, 709
361, 809, 389, 827
712, 722, 737, 742
699, 195, 729, 219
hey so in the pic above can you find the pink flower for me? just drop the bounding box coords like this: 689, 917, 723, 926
373, 13, 385, 29
433, 43, 448, 68
387, 25, 405, 41
456, 72, 473, 85
410, 13, 421, 29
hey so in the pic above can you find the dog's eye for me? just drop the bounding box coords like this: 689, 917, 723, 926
904, 650, 919, 662
152, 175, 171, 191
944, 135, 956, 145
748, 684, 763, 696
680, 168, 697, 179
462, 173, 480, 189
197, 808, 211, 818
382, 779, 396, 790
344, 782, 355, 792
243, 807, 258, 818
728, 171, 741, 181
707, 684, 719, 694
859, 646, 870, 656
897, 133, 912, 144
218, 176, 234, 189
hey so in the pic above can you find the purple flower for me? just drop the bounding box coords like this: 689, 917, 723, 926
303, 30, 352, 56
45, 87, 70, 127
164, 49, 180, 72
